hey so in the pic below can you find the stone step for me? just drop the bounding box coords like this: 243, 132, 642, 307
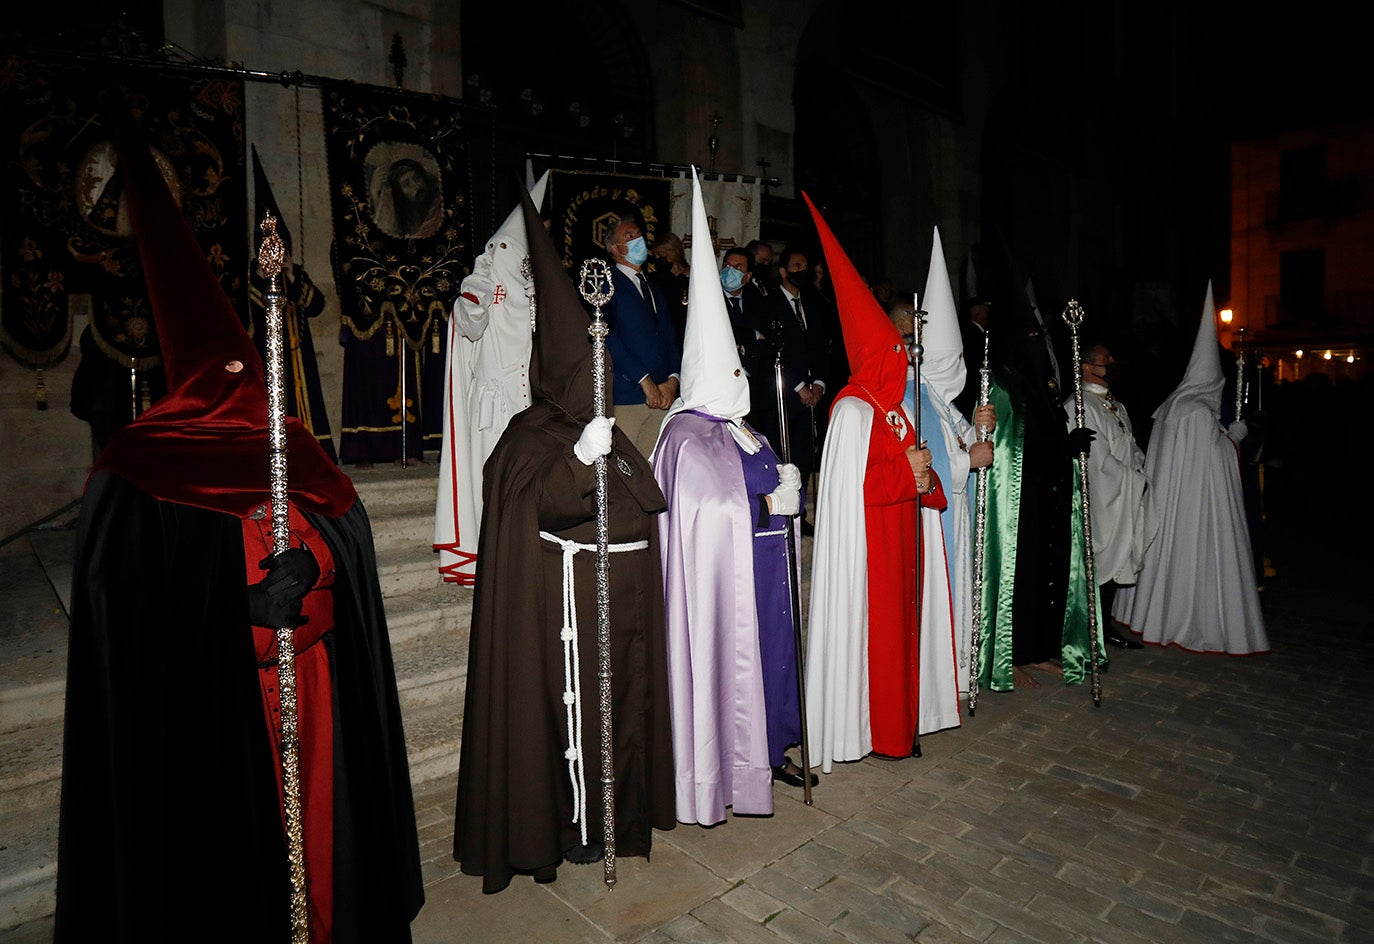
0, 721, 63, 818
348, 461, 441, 511
0, 461, 464, 932
0, 806, 57, 931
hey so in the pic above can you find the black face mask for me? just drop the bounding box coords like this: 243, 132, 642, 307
754, 264, 778, 288
1101, 364, 1121, 386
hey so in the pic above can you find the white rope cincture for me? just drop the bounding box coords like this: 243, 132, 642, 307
539, 531, 648, 844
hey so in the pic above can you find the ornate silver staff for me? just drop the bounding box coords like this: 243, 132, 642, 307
771, 320, 813, 805
911, 297, 927, 757
1062, 300, 1103, 708
577, 257, 618, 889
1234, 326, 1248, 420
968, 324, 991, 717
259, 211, 310, 943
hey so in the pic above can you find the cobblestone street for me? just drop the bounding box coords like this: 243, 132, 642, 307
405, 513, 1374, 944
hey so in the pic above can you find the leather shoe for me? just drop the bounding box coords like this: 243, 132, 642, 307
772, 760, 818, 788
564, 841, 605, 864
1105, 627, 1143, 650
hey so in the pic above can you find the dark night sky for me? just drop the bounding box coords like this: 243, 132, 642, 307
1196, 4, 1371, 140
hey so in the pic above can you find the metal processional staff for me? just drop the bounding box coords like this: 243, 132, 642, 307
259, 210, 310, 943
968, 324, 991, 717
772, 317, 814, 805
1062, 300, 1103, 708
577, 258, 620, 889
911, 297, 927, 755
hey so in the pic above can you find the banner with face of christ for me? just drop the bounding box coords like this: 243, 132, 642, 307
322, 85, 475, 352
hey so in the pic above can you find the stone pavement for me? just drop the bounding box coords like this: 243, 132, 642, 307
400, 518, 1374, 944
4, 505, 1371, 943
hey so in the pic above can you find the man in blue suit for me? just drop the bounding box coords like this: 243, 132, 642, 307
604, 216, 682, 456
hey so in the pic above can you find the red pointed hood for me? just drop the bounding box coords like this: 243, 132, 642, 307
92, 98, 354, 518
804, 193, 908, 413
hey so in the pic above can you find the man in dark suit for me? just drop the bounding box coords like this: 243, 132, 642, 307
603, 215, 682, 456
721, 247, 770, 381
750, 247, 829, 499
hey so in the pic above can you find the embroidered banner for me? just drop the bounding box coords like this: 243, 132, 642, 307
667, 174, 761, 257
0, 56, 247, 369
322, 84, 475, 352
545, 170, 672, 272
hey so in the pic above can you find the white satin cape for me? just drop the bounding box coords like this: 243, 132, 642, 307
804, 398, 960, 774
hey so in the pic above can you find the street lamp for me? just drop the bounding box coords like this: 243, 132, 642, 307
1218, 307, 1234, 348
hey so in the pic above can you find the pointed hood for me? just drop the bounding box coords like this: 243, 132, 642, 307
92, 97, 354, 517
804, 193, 907, 411
1154, 281, 1225, 424
665, 167, 750, 425
919, 226, 966, 403
521, 182, 596, 420
486, 171, 549, 259
252, 146, 295, 255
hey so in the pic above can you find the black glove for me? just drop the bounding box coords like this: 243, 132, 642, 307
246, 546, 320, 628
1066, 426, 1096, 457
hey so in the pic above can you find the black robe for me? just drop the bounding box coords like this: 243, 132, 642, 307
55, 471, 424, 942
453, 401, 676, 893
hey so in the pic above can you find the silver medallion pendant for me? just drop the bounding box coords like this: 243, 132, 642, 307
615, 454, 633, 476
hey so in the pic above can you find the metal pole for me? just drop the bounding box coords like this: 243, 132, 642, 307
1235, 326, 1248, 419
911, 296, 926, 756
398, 333, 409, 469
968, 325, 991, 716
259, 210, 310, 943
577, 258, 618, 889
772, 324, 813, 805
1062, 300, 1103, 708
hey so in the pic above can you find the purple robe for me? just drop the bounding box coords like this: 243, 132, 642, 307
740, 436, 802, 769
654, 410, 786, 824
338, 330, 424, 464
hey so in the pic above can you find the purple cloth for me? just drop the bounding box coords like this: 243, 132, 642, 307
338, 331, 424, 463
654, 411, 775, 823
739, 438, 803, 767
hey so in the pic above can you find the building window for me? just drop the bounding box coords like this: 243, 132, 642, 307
1278, 145, 1326, 221
1279, 249, 1324, 323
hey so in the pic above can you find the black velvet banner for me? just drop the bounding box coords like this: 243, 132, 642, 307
545, 170, 673, 272
0, 56, 247, 369
322, 84, 474, 351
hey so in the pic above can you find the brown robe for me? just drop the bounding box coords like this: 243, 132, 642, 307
453, 400, 675, 892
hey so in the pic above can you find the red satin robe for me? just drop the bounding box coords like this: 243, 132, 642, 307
242, 503, 336, 944
859, 406, 948, 758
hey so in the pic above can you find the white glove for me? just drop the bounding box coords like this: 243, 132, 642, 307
573, 416, 615, 465
776, 463, 802, 492
1225, 419, 1248, 443
767, 483, 800, 518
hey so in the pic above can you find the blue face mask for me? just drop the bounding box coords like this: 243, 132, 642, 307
720, 266, 745, 293
624, 236, 648, 266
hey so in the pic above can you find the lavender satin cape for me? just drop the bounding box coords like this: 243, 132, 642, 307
654, 411, 777, 824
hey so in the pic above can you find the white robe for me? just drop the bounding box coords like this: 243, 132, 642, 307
434, 222, 535, 583
923, 384, 975, 692
804, 397, 960, 772
804, 397, 871, 773
1112, 401, 1267, 654
1066, 384, 1157, 586
917, 505, 960, 734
